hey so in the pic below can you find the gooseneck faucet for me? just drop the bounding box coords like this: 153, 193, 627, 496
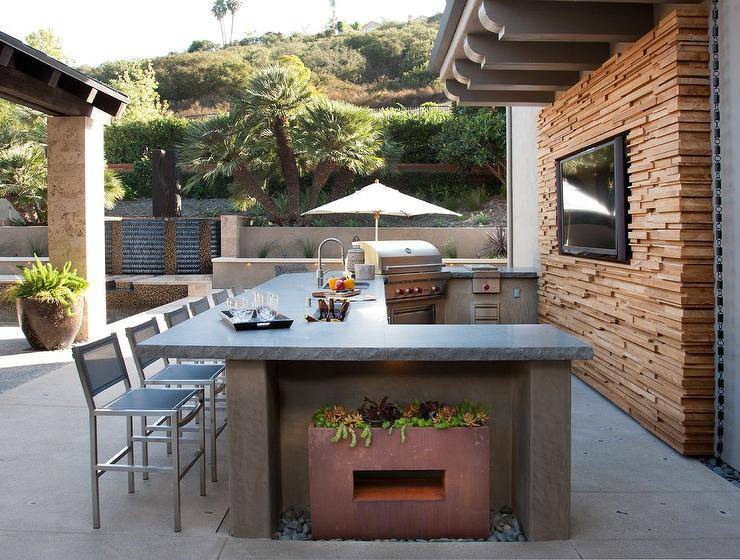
316, 238, 345, 287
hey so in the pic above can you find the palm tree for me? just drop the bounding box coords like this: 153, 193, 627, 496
0, 103, 124, 223
211, 0, 227, 47
295, 99, 383, 209
179, 113, 283, 221
233, 65, 313, 224
225, 0, 242, 44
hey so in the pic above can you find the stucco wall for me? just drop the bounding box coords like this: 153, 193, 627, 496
234, 226, 502, 259
0, 226, 48, 257
718, 0, 740, 467
510, 107, 540, 269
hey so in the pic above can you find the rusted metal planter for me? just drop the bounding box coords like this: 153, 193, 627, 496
15, 296, 83, 350
308, 425, 490, 540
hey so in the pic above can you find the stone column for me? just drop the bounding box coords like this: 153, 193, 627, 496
47, 114, 108, 341
220, 214, 242, 258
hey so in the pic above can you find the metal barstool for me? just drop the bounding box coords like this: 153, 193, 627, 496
126, 318, 226, 482
72, 334, 206, 532
211, 290, 229, 306
163, 305, 191, 329
188, 296, 211, 316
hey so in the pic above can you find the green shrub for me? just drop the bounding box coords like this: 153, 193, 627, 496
378, 107, 451, 164
105, 116, 190, 163
120, 157, 152, 199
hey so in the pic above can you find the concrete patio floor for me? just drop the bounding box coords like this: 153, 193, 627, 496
1, 310, 739, 559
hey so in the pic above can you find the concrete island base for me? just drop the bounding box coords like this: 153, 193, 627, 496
226, 358, 571, 541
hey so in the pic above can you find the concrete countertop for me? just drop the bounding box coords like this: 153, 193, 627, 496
138, 272, 591, 362
444, 266, 539, 279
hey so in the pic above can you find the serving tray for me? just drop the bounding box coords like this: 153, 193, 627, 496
220, 310, 293, 331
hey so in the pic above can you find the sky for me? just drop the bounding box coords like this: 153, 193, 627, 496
3, 0, 447, 66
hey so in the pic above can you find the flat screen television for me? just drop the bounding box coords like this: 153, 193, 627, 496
557, 136, 629, 261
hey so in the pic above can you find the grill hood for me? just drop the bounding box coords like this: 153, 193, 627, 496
361, 240, 443, 275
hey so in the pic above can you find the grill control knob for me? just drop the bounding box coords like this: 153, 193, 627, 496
431, 285, 440, 293
483, 283, 490, 291
405, 288, 414, 295
415, 287, 423, 294
396, 288, 405, 296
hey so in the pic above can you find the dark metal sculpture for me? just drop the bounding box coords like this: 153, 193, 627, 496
151, 149, 182, 218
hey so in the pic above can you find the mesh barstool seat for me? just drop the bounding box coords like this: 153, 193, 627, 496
126, 318, 227, 482
72, 334, 206, 532
211, 289, 229, 306
188, 296, 211, 316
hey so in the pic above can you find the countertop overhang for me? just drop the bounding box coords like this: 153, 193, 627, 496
138, 272, 591, 362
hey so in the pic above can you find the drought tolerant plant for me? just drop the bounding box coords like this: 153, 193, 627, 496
482, 227, 507, 259
256, 240, 278, 258
295, 238, 318, 258
472, 212, 492, 226
313, 396, 490, 448
440, 240, 458, 259
3, 257, 88, 316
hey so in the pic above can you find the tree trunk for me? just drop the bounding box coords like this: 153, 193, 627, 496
232, 165, 283, 222
272, 118, 301, 224
330, 167, 355, 201
484, 162, 507, 186
308, 159, 337, 210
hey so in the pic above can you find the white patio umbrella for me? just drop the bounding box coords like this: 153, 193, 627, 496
302, 180, 462, 240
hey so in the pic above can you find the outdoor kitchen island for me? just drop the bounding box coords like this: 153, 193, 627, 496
137, 272, 592, 541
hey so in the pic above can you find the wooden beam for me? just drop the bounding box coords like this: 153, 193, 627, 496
0, 65, 93, 117
0, 45, 14, 67
479, 0, 654, 43
85, 88, 98, 104
544, 0, 701, 3
465, 34, 610, 71
453, 59, 579, 92
47, 69, 61, 88
444, 79, 554, 107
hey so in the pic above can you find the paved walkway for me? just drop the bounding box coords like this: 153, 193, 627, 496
1, 319, 739, 558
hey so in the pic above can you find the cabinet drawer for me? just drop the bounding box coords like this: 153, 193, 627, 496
472, 275, 501, 294
473, 303, 500, 323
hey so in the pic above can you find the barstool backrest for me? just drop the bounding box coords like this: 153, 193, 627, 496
212, 290, 229, 306
72, 334, 131, 410
163, 305, 190, 328
188, 297, 211, 316
125, 318, 167, 385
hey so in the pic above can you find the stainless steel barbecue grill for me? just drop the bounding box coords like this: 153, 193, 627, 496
361, 240, 449, 323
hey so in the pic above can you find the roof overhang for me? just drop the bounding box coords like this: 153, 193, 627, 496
0, 31, 128, 118
429, 0, 704, 107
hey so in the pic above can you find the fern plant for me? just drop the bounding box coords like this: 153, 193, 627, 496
3, 257, 88, 315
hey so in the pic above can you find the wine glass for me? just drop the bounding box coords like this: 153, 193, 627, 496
255, 291, 278, 321
227, 296, 245, 319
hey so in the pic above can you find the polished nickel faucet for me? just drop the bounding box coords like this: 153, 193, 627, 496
316, 238, 345, 287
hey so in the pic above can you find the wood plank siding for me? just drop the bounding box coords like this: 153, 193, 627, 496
537, 9, 713, 455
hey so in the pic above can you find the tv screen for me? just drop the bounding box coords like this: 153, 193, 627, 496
557, 136, 628, 261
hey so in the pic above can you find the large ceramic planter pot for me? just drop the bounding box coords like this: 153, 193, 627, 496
15, 296, 84, 350
308, 425, 490, 540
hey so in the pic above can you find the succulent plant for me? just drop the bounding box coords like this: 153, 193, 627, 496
402, 402, 420, 418
324, 404, 350, 425
360, 396, 401, 426
419, 400, 443, 420
435, 405, 457, 424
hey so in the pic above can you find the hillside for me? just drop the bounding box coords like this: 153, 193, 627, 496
80, 17, 445, 114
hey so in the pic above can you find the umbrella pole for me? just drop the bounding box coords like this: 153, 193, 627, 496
374, 212, 380, 240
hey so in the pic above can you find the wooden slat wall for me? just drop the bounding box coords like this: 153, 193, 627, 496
537, 9, 713, 455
